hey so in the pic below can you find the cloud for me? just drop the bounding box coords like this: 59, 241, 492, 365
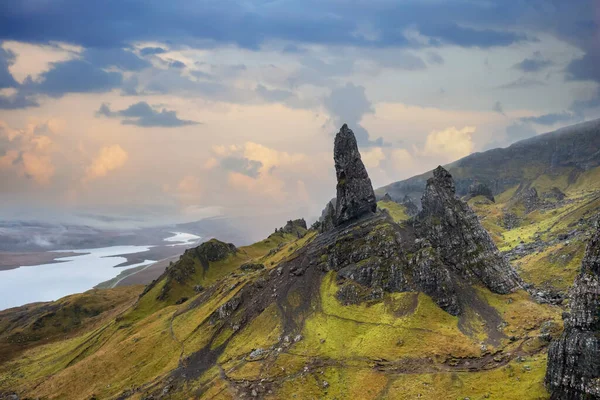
498, 77, 546, 90
571, 87, 600, 112
83, 47, 150, 71
169, 60, 186, 69
513, 52, 553, 73
172, 175, 203, 204
493, 101, 505, 116
506, 122, 537, 143
0, 1, 533, 50
96, 101, 200, 127
3, 47, 147, 102
361, 147, 386, 169
21, 152, 54, 184
567, 52, 600, 83
421, 126, 476, 161
368, 51, 427, 70
520, 111, 579, 126
426, 52, 444, 65
324, 82, 387, 147
25, 59, 123, 97
0, 91, 38, 109
84, 144, 128, 181
220, 156, 262, 178
391, 148, 415, 172
0, 47, 17, 88
140, 47, 167, 56
255, 84, 294, 103
0, 119, 58, 184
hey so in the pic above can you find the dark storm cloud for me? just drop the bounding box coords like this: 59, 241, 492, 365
220, 157, 262, 178
96, 101, 200, 127
0, 0, 534, 50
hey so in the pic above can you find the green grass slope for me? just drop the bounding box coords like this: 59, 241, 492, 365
0, 213, 564, 400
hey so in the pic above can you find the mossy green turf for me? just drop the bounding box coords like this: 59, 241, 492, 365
377, 200, 410, 222
5, 166, 600, 399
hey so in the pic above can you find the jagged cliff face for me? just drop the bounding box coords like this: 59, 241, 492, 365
546, 224, 600, 399
333, 124, 377, 226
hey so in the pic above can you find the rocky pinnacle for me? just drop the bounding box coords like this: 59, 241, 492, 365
546, 222, 600, 399
418, 166, 522, 294
333, 124, 377, 226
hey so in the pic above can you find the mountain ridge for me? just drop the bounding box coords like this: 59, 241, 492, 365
377, 117, 600, 206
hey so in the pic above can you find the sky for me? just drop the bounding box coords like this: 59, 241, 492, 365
0, 0, 599, 227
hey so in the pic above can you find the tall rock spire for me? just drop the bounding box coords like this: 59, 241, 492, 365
546, 222, 600, 399
333, 124, 377, 226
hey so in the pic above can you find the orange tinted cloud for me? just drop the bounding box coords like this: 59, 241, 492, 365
84, 144, 128, 181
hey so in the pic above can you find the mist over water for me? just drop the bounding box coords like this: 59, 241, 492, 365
0, 232, 202, 310
0, 246, 155, 310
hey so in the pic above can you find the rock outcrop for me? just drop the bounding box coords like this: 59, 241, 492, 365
319, 201, 336, 233
311, 150, 520, 315
510, 186, 540, 214
333, 124, 377, 226
465, 182, 495, 202
278, 219, 308, 238
417, 166, 522, 294
546, 223, 600, 399
382, 193, 393, 202
401, 195, 419, 217
154, 239, 237, 301
544, 187, 566, 202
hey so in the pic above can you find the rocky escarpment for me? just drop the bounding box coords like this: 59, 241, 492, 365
546, 223, 600, 399
333, 124, 377, 226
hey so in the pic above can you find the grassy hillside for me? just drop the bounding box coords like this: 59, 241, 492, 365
0, 210, 566, 400
4, 122, 600, 399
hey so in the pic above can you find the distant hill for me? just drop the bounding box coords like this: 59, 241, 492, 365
377, 118, 600, 206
